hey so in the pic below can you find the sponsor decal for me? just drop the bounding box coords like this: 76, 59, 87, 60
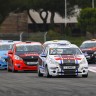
68, 59, 71, 63
54, 55, 81, 60
82, 47, 96, 51
55, 57, 81, 60
20, 53, 39, 57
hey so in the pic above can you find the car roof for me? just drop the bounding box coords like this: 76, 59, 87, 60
43, 40, 71, 46
47, 43, 78, 49
15, 41, 42, 45
82, 39, 96, 44
0, 42, 14, 45
0, 40, 14, 42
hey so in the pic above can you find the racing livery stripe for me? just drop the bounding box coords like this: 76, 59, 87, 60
75, 55, 78, 76
55, 57, 81, 60
20, 54, 39, 57
59, 55, 63, 75
61, 55, 75, 64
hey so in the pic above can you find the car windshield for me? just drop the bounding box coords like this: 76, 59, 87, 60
16, 45, 43, 54
0, 44, 13, 50
80, 43, 96, 49
49, 48, 82, 55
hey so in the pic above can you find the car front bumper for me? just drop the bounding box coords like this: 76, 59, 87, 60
48, 65, 88, 76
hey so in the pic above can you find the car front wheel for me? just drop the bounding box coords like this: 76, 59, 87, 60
44, 66, 52, 78
38, 68, 43, 77
82, 73, 88, 78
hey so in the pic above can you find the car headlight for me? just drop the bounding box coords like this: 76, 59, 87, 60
49, 60, 60, 69
48, 58, 60, 69
94, 52, 96, 55
83, 52, 88, 56
14, 55, 23, 60
80, 58, 88, 64
49, 59, 59, 65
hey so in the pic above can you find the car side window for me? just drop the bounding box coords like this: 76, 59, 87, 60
11, 44, 15, 52
42, 47, 48, 56
45, 48, 48, 54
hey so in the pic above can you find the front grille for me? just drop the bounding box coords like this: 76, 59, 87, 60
83, 50, 94, 55
21, 56, 38, 66
22, 56, 38, 61
60, 63, 79, 68
23, 58, 38, 62
64, 70, 76, 75
60, 63, 79, 75
3, 65, 7, 67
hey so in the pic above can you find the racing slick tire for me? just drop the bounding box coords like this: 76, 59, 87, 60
82, 73, 88, 78
45, 66, 52, 78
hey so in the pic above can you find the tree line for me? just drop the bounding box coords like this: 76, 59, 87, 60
0, 0, 96, 35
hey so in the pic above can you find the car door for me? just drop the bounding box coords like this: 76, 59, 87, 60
39, 47, 48, 73
8, 45, 15, 68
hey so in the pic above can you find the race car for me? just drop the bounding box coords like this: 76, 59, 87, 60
80, 39, 96, 63
7, 41, 43, 72
38, 43, 88, 78
0, 42, 15, 69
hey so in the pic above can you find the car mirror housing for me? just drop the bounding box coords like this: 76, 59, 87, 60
8, 50, 13, 54
40, 54, 47, 57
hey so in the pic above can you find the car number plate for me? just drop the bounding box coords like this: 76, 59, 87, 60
27, 62, 38, 65
63, 66, 76, 69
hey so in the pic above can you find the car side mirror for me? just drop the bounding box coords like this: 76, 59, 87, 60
40, 54, 47, 57
8, 50, 13, 54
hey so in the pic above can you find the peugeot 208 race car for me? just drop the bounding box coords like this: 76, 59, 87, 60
0, 42, 14, 69
7, 42, 43, 72
38, 43, 88, 78
80, 39, 96, 63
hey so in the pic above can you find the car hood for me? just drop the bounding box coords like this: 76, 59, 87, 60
81, 47, 96, 52
16, 52, 39, 57
49, 55, 84, 64
0, 50, 8, 58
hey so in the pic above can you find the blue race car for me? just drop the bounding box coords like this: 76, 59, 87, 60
0, 42, 14, 69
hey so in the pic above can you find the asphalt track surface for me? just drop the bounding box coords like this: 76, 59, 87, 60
0, 64, 96, 96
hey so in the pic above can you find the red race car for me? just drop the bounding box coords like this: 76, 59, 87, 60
7, 41, 43, 72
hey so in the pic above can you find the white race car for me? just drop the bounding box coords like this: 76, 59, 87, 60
80, 39, 96, 63
38, 43, 88, 78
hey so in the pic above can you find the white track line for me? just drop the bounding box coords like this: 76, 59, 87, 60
89, 67, 96, 73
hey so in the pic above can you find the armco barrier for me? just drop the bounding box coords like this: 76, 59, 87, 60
0, 32, 29, 41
